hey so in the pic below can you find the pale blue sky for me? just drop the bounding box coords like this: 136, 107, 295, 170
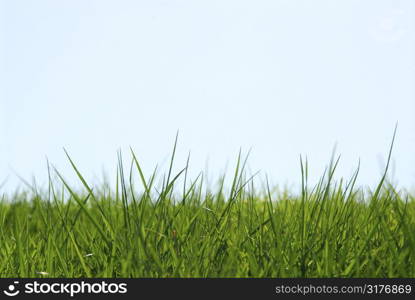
1, 0, 414, 192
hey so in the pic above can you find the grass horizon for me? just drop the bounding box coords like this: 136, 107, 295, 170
1, 129, 414, 278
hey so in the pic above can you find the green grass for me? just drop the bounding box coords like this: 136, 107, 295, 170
0, 134, 414, 278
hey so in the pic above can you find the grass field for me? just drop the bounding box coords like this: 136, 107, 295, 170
1, 135, 414, 278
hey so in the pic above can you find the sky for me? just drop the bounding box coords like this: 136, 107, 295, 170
1, 0, 414, 193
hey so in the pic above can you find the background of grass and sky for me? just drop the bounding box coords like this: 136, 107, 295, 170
0, 0, 415, 277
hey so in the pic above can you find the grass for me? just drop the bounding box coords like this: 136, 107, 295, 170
0, 133, 414, 278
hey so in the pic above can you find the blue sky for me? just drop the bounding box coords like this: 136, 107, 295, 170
1, 0, 414, 192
